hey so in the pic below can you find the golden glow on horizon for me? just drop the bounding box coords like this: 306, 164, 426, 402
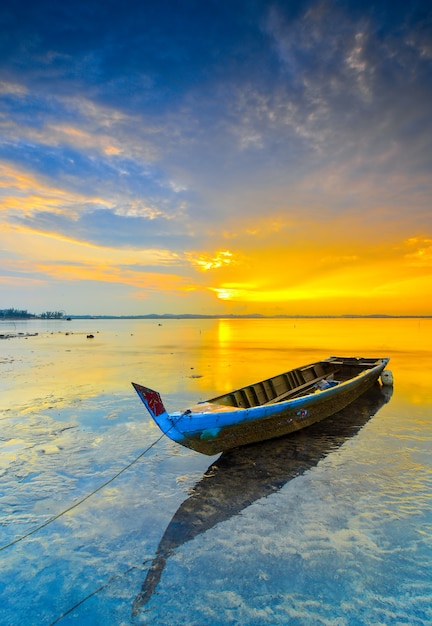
1, 220, 431, 314
213, 288, 238, 300
202, 235, 432, 314
1, 162, 431, 315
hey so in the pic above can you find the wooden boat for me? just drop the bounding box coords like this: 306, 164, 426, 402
132, 382, 392, 614
132, 356, 391, 456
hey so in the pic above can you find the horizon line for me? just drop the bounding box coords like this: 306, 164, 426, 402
3, 313, 430, 320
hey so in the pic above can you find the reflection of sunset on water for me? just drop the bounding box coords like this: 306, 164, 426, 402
1, 316, 431, 625
2, 318, 431, 413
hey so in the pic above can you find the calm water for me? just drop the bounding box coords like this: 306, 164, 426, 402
0, 318, 431, 625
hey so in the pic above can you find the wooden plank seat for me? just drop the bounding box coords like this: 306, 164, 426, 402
262, 374, 332, 404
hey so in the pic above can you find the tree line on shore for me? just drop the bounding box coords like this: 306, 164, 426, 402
1, 308, 66, 319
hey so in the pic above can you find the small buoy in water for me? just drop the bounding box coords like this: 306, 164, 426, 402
87, 334, 94, 339
381, 370, 393, 386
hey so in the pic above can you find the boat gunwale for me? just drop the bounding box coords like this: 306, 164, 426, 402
183, 357, 389, 416
169, 357, 389, 429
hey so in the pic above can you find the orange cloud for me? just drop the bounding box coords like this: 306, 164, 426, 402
202, 230, 432, 315
0, 224, 182, 267
48, 123, 125, 157
186, 250, 234, 271
404, 238, 432, 267
0, 163, 111, 217
34, 262, 191, 292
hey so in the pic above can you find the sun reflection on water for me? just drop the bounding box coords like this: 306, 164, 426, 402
0, 317, 431, 625
1, 318, 431, 412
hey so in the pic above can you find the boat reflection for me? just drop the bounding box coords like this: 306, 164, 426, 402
133, 382, 392, 615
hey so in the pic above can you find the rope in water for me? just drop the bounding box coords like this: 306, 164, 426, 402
48, 562, 148, 626
0, 428, 170, 553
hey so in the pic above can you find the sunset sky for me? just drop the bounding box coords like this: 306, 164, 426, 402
0, 0, 431, 316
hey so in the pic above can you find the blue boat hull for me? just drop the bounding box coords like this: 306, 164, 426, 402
133, 356, 390, 455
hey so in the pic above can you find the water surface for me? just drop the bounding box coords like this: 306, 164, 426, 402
0, 318, 431, 624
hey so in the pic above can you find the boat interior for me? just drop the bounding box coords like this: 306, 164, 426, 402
207, 357, 378, 409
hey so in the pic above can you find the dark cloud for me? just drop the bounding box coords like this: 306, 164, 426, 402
0, 1, 269, 108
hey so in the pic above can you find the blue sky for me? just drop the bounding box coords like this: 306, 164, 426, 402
0, 0, 431, 315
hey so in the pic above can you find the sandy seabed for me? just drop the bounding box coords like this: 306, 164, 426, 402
1, 318, 431, 625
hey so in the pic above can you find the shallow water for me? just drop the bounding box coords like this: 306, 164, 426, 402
0, 318, 431, 625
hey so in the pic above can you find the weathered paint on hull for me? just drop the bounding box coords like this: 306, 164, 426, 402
135, 358, 389, 455
174, 365, 385, 454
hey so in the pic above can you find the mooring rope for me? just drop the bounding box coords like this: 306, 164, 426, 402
48, 562, 149, 626
0, 428, 170, 553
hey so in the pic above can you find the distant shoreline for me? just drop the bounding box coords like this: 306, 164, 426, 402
2, 314, 431, 320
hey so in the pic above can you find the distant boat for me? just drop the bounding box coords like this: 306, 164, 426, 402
132, 382, 392, 614
132, 356, 391, 455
